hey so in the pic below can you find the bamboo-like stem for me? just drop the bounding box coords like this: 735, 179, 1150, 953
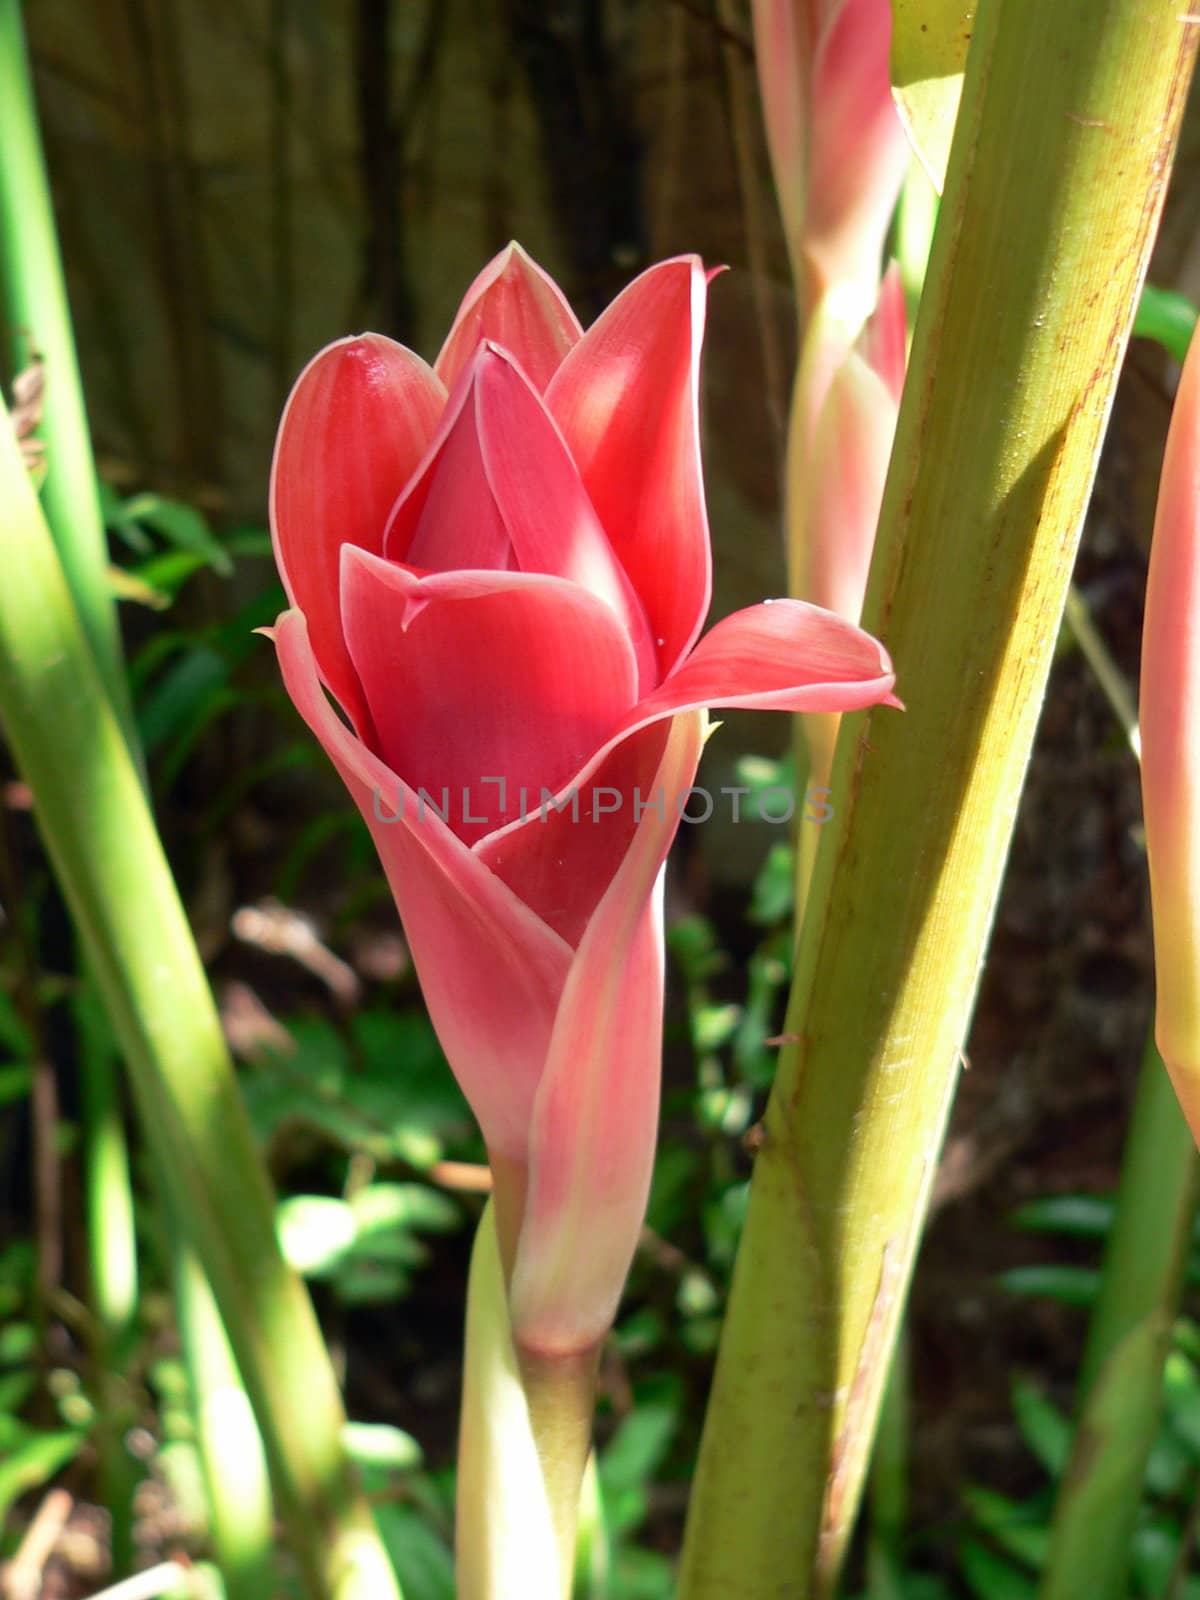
1039, 1038, 1200, 1600
678, 6, 1198, 1596
0, 0, 136, 740
457, 1204, 563, 1600
0, 10, 148, 1566
174, 1245, 275, 1600
75, 985, 140, 1573
0, 402, 400, 1600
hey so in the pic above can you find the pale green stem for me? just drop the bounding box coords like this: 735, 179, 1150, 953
75, 983, 140, 1572
457, 1203, 563, 1600
0, 400, 399, 1600
678, 5, 1197, 1596
487, 1154, 598, 1581
1062, 585, 1141, 758
516, 1344, 599, 1588
573, 1452, 609, 1599
1039, 1038, 1200, 1600
175, 1246, 275, 1600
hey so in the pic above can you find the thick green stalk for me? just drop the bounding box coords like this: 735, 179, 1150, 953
0, 0, 135, 737
678, 6, 1197, 1596
0, 11, 148, 1563
1039, 1039, 1200, 1600
0, 403, 399, 1600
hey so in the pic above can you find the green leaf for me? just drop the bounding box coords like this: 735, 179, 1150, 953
349, 1183, 461, 1241
137, 645, 230, 756
1163, 1350, 1200, 1457
0, 1428, 84, 1521
890, 1, 978, 192
130, 528, 271, 598
0, 1323, 35, 1366
691, 1002, 740, 1054
957, 1539, 1038, 1600
1134, 284, 1198, 364
747, 841, 795, 927
0, 1063, 32, 1107
1010, 1379, 1071, 1477
601, 1406, 680, 1494
0, 1369, 34, 1414
609, 1544, 677, 1600
100, 480, 153, 553
119, 492, 233, 576
1008, 1194, 1113, 1239
374, 1501, 456, 1600
0, 990, 32, 1056
667, 914, 725, 985
1130, 1517, 1189, 1597
961, 1487, 1049, 1569
997, 1265, 1100, 1307
733, 752, 794, 799
275, 1196, 357, 1276
327, 1263, 411, 1305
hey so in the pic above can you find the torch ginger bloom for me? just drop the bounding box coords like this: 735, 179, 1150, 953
1142, 327, 1200, 1141
269, 243, 898, 1357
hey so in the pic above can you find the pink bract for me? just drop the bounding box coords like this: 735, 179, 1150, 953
269, 242, 899, 1353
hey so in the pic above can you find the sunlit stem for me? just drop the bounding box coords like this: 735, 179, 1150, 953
515, 1343, 600, 1591
174, 1244, 275, 1600
457, 1203, 563, 1600
679, 3, 1198, 1595
472, 1166, 599, 1595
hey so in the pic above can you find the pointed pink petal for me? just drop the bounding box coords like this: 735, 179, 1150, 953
270, 336, 446, 730
624, 599, 899, 730
806, 352, 898, 624
272, 609, 571, 1159
475, 600, 897, 937
863, 263, 907, 406
546, 256, 713, 677
388, 344, 655, 687
1142, 330, 1200, 1131
385, 355, 516, 573
340, 550, 639, 844
471, 344, 657, 689
475, 722, 672, 947
509, 712, 706, 1354
435, 242, 583, 394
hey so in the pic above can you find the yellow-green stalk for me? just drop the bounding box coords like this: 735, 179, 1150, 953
678, 4, 1198, 1595
0, 399, 400, 1600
